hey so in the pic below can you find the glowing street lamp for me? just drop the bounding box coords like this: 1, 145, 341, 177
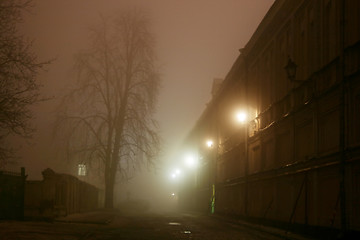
206, 140, 214, 148
170, 168, 181, 179
185, 155, 198, 168
235, 111, 247, 123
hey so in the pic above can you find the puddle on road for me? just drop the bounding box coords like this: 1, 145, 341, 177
168, 222, 192, 237
168, 222, 181, 226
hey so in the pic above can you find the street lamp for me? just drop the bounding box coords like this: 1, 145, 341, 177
170, 168, 181, 180
185, 154, 198, 169
284, 57, 302, 83
206, 139, 214, 148
235, 111, 247, 124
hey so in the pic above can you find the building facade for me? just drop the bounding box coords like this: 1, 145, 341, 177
183, 0, 360, 237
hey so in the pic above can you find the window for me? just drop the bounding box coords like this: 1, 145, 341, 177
78, 164, 86, 176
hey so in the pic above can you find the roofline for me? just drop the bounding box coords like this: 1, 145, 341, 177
241, 0, 281, 57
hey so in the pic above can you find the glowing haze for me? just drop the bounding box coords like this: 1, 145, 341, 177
15, 0, 274, 207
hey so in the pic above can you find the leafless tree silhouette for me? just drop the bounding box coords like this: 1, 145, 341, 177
56, 9, 161, 208
0, 0, 48, 167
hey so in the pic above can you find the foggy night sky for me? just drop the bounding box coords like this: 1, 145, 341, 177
15, 0, 274, 184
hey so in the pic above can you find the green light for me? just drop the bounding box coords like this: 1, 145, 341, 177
211, 184, 215, 214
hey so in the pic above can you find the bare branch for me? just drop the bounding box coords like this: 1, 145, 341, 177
55, 8, 161, 208
0, 0, 50, 165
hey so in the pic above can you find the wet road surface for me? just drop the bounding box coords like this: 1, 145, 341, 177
0, 211, 288, 240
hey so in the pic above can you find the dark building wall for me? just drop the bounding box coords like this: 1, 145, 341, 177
183, 0, 360, 236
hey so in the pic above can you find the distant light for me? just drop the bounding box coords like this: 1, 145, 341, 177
235, 111, 247, 123
206, 140, 214, 148
78, 164, 86, 176
170, 168, 182, 180
185, 155, 198, 168
171, 193, 175, 196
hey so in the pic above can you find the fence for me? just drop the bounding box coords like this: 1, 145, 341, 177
0, 168, 26, 220
25, 168, 99, 219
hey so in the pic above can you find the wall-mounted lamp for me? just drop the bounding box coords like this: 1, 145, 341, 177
185, 154, 198, 169
235, 111, 247, 124
206, 140, 214, 148
284, 57, 302, 82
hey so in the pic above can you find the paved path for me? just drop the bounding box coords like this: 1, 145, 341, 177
0, 211, 297, 240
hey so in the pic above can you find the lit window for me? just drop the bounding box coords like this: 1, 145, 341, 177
78, 164, 86, 176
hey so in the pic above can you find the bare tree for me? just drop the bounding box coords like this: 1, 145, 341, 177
0, 0, 47, 167
57, 9, 161, 208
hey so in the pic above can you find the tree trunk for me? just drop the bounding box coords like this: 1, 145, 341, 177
104, 174, 114, 208
104, 164, 117, 208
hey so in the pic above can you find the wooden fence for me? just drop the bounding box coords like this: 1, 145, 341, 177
0, 168, 26, 220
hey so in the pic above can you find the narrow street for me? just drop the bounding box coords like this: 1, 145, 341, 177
0, 211, 292, 240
